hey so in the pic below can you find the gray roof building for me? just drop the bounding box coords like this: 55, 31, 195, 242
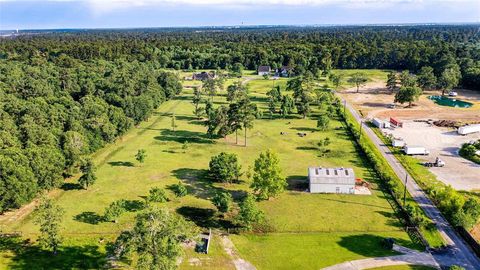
308, 167, 355, 194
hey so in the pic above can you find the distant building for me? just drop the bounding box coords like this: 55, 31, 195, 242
193, 71, 216, 80
277, 66, 293, 77
257, 66, 271, 76
308, 167, 355, 194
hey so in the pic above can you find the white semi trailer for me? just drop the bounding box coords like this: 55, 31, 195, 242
372, 118, 390, 129
403, 146, 430, 155
458, 124, 480, 135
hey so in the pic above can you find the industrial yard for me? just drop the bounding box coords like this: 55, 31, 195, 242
384, 121, 480, 191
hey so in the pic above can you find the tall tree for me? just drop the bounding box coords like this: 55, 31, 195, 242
317, 114, 330, 131
394, 86, 422, 107
347, 72, 368, 93
386, 71, 398, 92
34, 195, 64, 254
329, 73, 343, 90
280, 95, 295, 118
171, 113, 177, 132
250, 149, 286, 200
203, 79, 217, 101
238, 97, 258, 146
438, 65, 461, 95
399, 70, 417, 88
114, 207, 196, 270
416, 66, 437, 90
227, 81, 248, 103
192, 87, 204, 119
78, 158, 97, 189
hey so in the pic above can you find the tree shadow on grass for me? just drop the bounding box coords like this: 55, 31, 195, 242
0, 235, 105, 269
338, 234, 408, 258
74, 211, 104, 225
286, 175, 308, 191
123, 200, 145, 212
107, 161, 134, 167
289, 127, 318, 132
171, 168, 247, 201
154, 129, 214, 144
60, 183, 83, 191
376, 210, 405, 227
176, 206, 235, 229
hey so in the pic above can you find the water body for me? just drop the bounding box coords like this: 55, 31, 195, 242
428, 95, 473, 108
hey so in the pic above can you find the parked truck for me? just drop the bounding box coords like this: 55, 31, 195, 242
424, 157, 445, 167
372, 118, 390, 129
403, 146, 430, 155
458, 124, 480, 135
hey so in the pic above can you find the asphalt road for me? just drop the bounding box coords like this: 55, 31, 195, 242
341, 98, 480, 270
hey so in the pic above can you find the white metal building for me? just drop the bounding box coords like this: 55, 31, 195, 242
308, 167, 355, 194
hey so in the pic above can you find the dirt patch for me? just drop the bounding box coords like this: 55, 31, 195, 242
220, 234, 256, 270
339, 83, 480, 122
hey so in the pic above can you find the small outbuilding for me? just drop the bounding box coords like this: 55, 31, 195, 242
308, 167, 355, 194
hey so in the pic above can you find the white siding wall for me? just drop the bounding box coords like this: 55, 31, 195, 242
309, 183, 355, 194
258, 71, 269, 76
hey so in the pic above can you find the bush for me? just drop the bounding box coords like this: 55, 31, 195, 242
211, 192, 233, 213
208, 152, 242, 183
171, 182, 188, 197
104, 200, 126, 222
236, 194, 264, 231
147, 187, 168, 203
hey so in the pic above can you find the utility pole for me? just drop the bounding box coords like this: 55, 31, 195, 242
403, 174, 408, 207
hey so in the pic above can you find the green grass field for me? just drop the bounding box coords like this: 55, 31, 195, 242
0, 70, 421, 269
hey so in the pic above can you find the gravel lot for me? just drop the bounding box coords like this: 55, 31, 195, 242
384, 121, 480, 191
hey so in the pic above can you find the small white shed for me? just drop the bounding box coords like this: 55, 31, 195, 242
308, 167, 355, 194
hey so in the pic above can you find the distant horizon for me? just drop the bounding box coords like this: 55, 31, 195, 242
2, 22, 480, 32
1, 0, 479, 30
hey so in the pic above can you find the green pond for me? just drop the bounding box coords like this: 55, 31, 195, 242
428, 95, 473, 108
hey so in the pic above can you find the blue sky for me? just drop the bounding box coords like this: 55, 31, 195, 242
0, 0, 479, 30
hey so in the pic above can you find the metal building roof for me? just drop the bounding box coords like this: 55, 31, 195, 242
308, 167, 355, 185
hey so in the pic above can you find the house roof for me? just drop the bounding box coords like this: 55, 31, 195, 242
193, 72, 214, 80
308, 167, 355, 185
258, 66, 271, 72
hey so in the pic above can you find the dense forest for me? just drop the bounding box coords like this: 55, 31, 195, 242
1, 25, 479, 213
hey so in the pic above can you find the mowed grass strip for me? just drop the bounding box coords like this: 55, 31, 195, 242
2, 71, 417, 269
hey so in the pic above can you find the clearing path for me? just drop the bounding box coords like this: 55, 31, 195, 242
322, 244, 439, 270
340, 92, 480, 269
220, 234, 256, 270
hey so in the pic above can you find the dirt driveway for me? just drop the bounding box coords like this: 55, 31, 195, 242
385, 121, 480, 191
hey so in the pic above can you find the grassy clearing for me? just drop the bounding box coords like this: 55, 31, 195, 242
1, 70, 419, 269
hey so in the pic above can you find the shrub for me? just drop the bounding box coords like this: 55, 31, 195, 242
171, 182, 188, 197
104, 199, 126, 222
147, 187, 168, 203
208, 152, 242, 183
211, 192, 233, 213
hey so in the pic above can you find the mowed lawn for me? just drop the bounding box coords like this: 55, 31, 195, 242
1, 71, 417, 269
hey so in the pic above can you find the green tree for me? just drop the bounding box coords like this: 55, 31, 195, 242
205, 105, 230, 138
171, 182, 188, 197
394, 86, 422, 107
231, 62, 244, 77
416, 66, 437, 90
329, 73, 343, 90
250, 149, 286, 200
192, 86, 204, 119
114, 207, 197, 270
147, 187, 168, 203
211, 192, 233, 213
236, 194, 264, 231
386, 71, 397, 92
208, 152, 242, 183
203, 79, 217, 100
34, 195, 64, 254
238, 97, 258, 146
347, 72, 368, 93
227, 102, 243, 144
78, 158, 96, 189
227, 81, 248, 103
317, 114, 330, 131
399, 70, 417, 88
104, 199, 126, 223
280, 95, 295, 117
438, 65, 461, 95
135, 149, 147, 164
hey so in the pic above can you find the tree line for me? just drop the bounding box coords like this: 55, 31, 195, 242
1, 25, 479, 90
0, 58, 182, 213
